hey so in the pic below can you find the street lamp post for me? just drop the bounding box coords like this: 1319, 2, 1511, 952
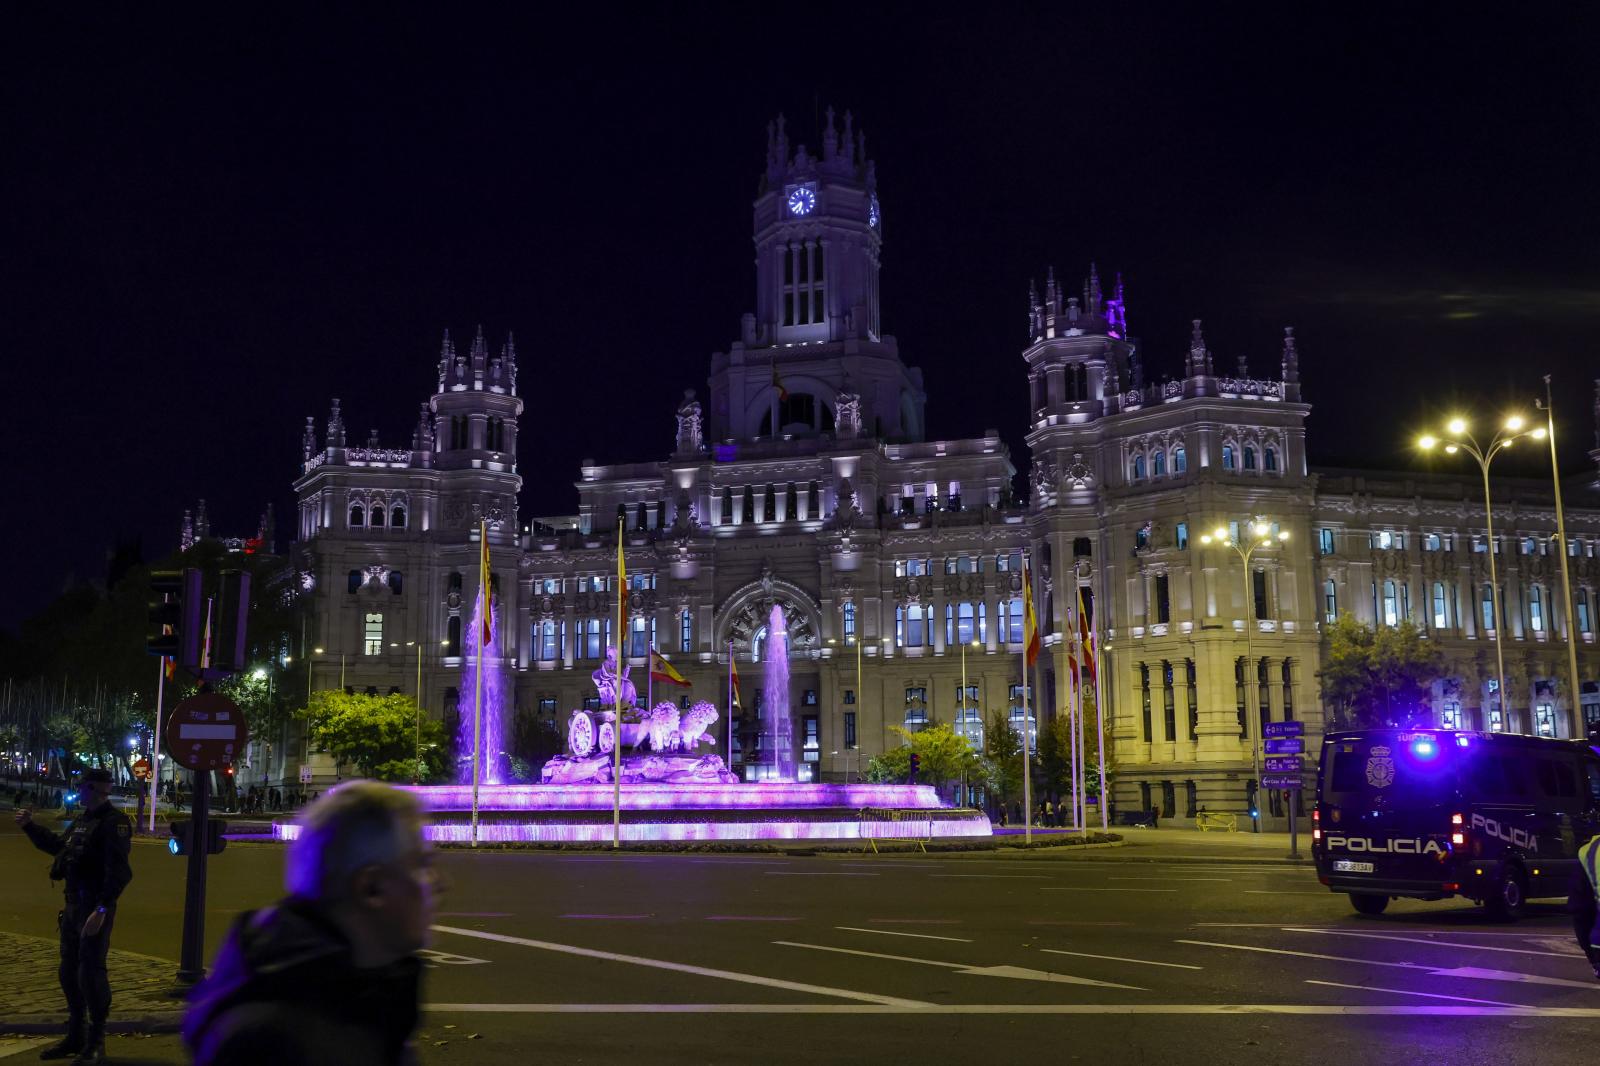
1419, 414, 1543, 732
1201, 520, 1290, 834
1537, 378, 1584, 739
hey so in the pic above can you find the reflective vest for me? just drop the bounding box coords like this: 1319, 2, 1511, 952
1580, 835, 1600, 895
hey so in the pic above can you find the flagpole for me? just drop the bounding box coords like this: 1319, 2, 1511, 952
613, 534, 625, 850
727, 640, 734, 772
471, 521, 485, 848
1021, 562, 1033, 845
1093, 586, 1108, 835
1074, 602, 1085, 832
647, 643, 654, 719
148, 657, 165, 834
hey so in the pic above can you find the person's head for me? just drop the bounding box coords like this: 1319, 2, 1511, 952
284, 781, 436, 965
78, 768, 114, 810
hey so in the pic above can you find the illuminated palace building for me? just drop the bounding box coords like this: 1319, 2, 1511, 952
289, 112, 1600, 822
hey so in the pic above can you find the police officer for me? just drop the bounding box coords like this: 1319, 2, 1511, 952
14, 767, 134, 1064
1572, 834, 1600, 980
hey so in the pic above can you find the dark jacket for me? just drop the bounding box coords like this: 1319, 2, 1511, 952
183, 898, 423, 1066
23, 801, 133, 907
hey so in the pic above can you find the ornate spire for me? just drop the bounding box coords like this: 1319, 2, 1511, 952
1236, 350, 1249, 378
302, 415, 316, 461
196, 499, 210, 540
1281, 326, 1300, 384
843, 109, 854, 165
1186, 320, 1209, 378
181, 510, 194, 552
822, 105, 838, 163
327, 399, 346, 449
1107, 272, 1128, 336
437, 328, 456, 390
470, 324, 488, 376
1087, 262, 1103, 317
413, 402, 433, 452
1045, 266, 1059, 315
776, 113, 789, 167
502, 331, 518, 395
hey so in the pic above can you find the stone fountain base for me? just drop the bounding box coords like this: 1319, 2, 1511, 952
538, 751, 739, 786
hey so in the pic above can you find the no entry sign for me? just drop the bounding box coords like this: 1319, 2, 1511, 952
165, 692, 244, 772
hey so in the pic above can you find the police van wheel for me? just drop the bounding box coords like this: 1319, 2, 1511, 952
1349, 893, 1389, 916
1484, 866, 1527, 922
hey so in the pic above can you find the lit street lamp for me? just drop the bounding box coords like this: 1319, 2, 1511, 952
1201, 519, 1290, 833
1418, 413, 1544, 732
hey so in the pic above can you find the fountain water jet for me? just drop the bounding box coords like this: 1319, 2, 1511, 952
761, 602, 795, 781
455, 593, 505, 785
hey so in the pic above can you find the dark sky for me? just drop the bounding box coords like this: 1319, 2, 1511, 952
6, 6, 1599, 629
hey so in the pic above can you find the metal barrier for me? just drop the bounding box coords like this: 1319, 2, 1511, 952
1195, 811, 1237, 833
860, 807, 933, 853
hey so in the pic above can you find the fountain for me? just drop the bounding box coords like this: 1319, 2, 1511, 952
276, 623, 992, 845
761, 602, 795, 781
454, 593, 505, 786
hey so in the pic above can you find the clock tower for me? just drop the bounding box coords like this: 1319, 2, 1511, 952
707, 109, 924, 443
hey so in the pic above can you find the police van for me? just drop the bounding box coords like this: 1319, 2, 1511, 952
1313, 728, 1600, 919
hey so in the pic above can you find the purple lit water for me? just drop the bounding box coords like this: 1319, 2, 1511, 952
763, 602, 794, 781
456, 594, 505, 785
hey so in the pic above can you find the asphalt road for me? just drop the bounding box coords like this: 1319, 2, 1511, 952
2, 830, 1598, 1064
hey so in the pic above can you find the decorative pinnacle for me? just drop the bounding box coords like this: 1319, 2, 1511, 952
1282, 326, 1300, 383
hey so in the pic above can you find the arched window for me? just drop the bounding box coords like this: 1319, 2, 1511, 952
391, 505, 406, 528
751, 624, 769, 663
1131, 454, 1146, 480
370, 504, 385, 527
1172, 446, 1187, 473
1243, 446, 1257, 470
347, 569, 363, 594
1264, 447, 1279, 472
1152, 450, 1166, 477
349, 504, 365, 527
1222, 445, 1236, 471
446, 614, 462, 654
387, 571, 403, 595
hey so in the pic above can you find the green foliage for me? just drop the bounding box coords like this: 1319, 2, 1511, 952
1034, 700, 1116, 800
980, 709, 1024, 810
297, 689, 450, 782
864, 723, 979, 787
1319, 612, 1447, 728
509, 709, 564, 769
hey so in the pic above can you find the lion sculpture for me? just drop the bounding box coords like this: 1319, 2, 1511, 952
676, 701, 719, 750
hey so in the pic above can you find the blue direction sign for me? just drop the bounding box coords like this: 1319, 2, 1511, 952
1264, 737, 1304, 755
1263, 721, 1305, 739
1264, 755, 1303, 773
1261, 774, 1302, 791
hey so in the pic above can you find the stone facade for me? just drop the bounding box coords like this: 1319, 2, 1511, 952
286, 112, 1600, 824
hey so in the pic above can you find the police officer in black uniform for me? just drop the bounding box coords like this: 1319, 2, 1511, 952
15, 767, 134, 1064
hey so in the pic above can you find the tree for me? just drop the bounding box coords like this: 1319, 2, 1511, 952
864, 723, 980, 791
1319, 612, 1447, 728
508, 709, 563, 781
980, 709, 1024, 814
297, 690, 450, 782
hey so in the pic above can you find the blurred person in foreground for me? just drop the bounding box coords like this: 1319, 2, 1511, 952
183, 781, 439, 1065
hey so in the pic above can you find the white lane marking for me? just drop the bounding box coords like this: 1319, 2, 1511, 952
841, 862, 943, 869
772, 941, 1143, 990
429, 925, 928, 1008
1179, 940, 1600, 991
1283, 927, 1586, 959
933, 873, 1050, 879
1109, 876, 1231, 882
424, 1003, 1600, 1016
836, 926, 973, 943
1040, 948, 1203, 970
1043, 887, 1179, 893
1176, 940, 1412, 969
765, 871, 879, 877
1244, 890, 1329, 895
417, 948, 491, 966
1304, 980, 1523, 1007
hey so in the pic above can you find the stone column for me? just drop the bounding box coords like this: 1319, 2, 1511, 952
1172, 660, 1193, 747
1203, 566, 1218, 618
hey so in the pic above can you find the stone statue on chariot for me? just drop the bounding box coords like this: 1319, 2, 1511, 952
540, 646, 738, 785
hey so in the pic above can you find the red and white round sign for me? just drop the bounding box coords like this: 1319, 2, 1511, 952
164, 692, 244, 772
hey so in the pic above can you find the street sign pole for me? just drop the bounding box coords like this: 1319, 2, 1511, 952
165, 690, 244, 987
1287, 789, 1300, 860
176, 769, 210, 985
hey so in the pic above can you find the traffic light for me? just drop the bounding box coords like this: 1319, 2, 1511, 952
146, 568, 203, 668
908, 752, 921, 783
168, 818, 227, 856
211, 570, 252, 675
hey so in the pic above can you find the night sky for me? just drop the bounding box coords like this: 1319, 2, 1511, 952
6, 7, 1598, 629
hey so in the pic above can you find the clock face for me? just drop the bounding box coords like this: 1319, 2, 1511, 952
868, 194, 881, 229
786, 184, 817, 217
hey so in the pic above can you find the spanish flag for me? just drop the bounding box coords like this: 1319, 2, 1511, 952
649, 648, 690, 687
479, 519, 493, 647
616, 530, 628, 634
730, 656, 743, 710
1076, 585, 1097, 687
1022, 562, 1041, 668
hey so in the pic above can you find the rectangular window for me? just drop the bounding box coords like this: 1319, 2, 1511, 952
582, 619, 603, 659
802, 715, 820, 762
1140, 664, 1152, 743
1578, 591, 1592, 634
1005, 598, 1024, 643
1175, 522, 1188, 550
1187, 660, 1199, 739
1155, 574, 1171, 624
538, 696, 557, 715
1162, 661, 1176, 740
954, 601, 977, 644
843, 688, 855, 705
1318, 527, 1335, 556
1529, 586, 1545, 632
843, 602, 857, 645
1432, 582, 1448, 629
363, 612, 384, 655
1441, 701, 1462, 729
1252, 569, 1268, 619
1323, 579, 1338, 623
843, 711, 857, 749
680, 609, 692, 653
1425, 532, 1442, 551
